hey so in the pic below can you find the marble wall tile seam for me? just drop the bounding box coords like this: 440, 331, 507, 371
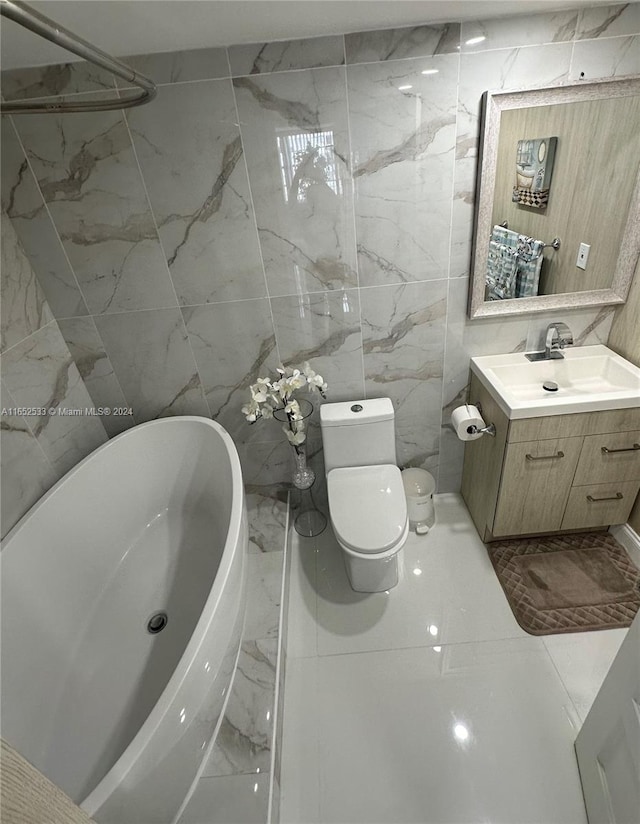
119, 113, 215, 420
230, 60, 348, 79
357, 278, 450, 296
344, 22, 462, 65
228, 33, 346, 77
431, 284, 457, 493
1, 213, 53, 353
115, 46, 232, 89
4, 118, 91, 318
575, 3, 640, 41
0, 324, 109, 470
455, 39, 580, 60
227, 73, 281, 364
341, 44, 368, 397
0, 383, 62, 539
569, 35, 640, 80
0, 405, 60, 473
230, 60, 358, 304
66, 313, 140, 428
342, 16, 579, 65
578, 31, 640, 44
59, 304, 209, 320
341, 45, 361, 291
458, 25, 581, 54
177, 294, 283, 310
120, 111, 179, 297
128, 74, 241, 89
6, 9, 636, 93
0, 410, 60, 479
440, 36, 463, 490
2, 88, 119, 105
0, 317, 60, 360
448, 45, 463, 284
131, 46, 234, 84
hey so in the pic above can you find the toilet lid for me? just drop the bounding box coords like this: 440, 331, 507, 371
327, 465, 407, 554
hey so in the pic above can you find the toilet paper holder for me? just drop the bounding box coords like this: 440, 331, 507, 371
466, 421, 496, 437
468, 401, 496, 437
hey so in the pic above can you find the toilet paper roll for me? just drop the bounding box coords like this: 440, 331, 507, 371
451, 404, 486, 441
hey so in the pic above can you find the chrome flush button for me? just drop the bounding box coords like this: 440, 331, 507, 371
351, 404, 363, 412
542, 381, 559, 392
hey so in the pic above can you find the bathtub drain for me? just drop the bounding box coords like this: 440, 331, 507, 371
147, 611, 168, 634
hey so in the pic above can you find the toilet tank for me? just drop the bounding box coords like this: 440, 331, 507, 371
320, 398, 397, 474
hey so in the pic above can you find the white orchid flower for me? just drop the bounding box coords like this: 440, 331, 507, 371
289, 369, 306, 390
285, 427, 306, 446
250, 380, 269, 403
270, 378, 288, 400
306, 373, 324, 389
243, 363, 327, 437
241, 398, 261, 422
301, 362, 325, 391
281, 376, 304, 396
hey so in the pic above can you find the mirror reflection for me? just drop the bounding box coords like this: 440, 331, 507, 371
487, 96, 640, 302
469, 78, 640, 319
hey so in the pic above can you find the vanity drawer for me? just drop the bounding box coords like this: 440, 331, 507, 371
493, 437, 582, 536
573, 431, 640, 486
561, 480, 640, 530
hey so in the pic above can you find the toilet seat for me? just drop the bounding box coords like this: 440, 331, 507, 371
327, 465, 407, 554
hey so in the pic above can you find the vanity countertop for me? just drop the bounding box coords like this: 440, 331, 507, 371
470, 344, 640, 420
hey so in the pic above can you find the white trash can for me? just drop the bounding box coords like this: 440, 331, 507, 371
401, 468, 436, 534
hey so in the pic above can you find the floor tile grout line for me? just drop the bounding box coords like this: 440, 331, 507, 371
267, 489, 290, 824
311, 630, 536, 662
539, 635, 588, 727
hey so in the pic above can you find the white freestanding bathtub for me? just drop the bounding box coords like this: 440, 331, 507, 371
1, 416, 248, 824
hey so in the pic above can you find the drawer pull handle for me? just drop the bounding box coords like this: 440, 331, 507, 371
601, 443, 640, 454
526, 451, 564, 461
586, 492, 624, 502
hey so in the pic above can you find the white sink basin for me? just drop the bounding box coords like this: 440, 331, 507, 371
471, 345, 640, 419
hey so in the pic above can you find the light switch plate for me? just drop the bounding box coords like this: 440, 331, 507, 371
576, 242, 590, 270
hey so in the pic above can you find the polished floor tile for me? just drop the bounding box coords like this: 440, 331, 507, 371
179, 773, 270, 824
542, 628, 627, 723
281, 492, 629, 824
295, 494, 528, 657
280, 638, 587, 824
284, 529, 318, 659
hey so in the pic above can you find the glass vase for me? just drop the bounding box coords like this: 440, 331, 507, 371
273, 398, 327, 537
292, 442, 315, 490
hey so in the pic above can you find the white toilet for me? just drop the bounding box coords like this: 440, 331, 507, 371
320, 398, 408, 593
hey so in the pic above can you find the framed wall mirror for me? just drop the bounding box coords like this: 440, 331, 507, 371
468, 77, 640, 319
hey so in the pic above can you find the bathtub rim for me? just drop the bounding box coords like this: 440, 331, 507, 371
2, 416, 246, 813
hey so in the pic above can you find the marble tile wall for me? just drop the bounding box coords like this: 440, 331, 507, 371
0, 214, 107, 538
2, 2, 638, 498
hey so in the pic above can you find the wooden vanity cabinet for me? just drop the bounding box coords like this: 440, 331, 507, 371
461, 373, 640, 541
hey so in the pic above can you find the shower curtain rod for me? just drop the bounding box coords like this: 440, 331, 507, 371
0, 0, 157, 114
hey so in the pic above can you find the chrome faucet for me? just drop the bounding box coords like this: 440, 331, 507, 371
526, 322, 574, 361
544, 322, 574, 359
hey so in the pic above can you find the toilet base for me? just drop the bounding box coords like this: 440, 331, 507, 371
343, 549, 400, 593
